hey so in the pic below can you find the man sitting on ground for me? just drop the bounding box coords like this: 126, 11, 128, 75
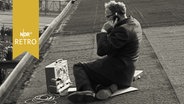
68, 1, 142, 103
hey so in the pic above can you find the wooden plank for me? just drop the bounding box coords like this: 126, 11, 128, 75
111, 87, 138, 97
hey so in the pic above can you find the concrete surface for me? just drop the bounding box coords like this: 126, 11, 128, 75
144, 26, 184, 103
3, 0, 184, 103
15, 32, 180, 104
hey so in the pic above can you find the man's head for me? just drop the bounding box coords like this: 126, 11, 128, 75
105, 1, 127, 21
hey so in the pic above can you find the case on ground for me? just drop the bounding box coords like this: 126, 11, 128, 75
45, 59, 71, 94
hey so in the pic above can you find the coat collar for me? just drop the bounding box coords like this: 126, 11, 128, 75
114, 16, 132, 27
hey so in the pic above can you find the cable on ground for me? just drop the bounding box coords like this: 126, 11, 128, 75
24, 94, 60, 104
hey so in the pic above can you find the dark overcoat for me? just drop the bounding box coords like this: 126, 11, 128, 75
84, 16, 142, 89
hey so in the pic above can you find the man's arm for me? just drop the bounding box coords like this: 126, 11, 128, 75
96, 27, 129, 56
96, 32, 109, 56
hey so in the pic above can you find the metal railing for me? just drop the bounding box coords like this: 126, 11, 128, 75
0, 0, 76, 103
40, 0, 70, 15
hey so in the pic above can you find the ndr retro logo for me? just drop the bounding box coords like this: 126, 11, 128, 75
15, 29, 37, 45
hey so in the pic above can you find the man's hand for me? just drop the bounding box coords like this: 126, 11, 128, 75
101, 21, 114, 33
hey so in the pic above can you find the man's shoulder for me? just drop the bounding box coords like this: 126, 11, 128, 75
127, 16, 141, 26
117, 16, 141, 31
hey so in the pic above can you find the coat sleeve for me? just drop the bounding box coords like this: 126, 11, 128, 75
108, 27, 129, 49
96, 27, 129, 56
96, 32, 109, 56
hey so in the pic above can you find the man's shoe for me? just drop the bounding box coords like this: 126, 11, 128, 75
95, 84, 118, 100
109, 84, 118, 93
95, 88, 112, 100
67, 91, 95, 103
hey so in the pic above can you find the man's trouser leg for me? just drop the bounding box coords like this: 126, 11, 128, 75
73, 63, 93, 91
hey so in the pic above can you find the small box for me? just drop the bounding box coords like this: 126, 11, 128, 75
45, 59, 71, 93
